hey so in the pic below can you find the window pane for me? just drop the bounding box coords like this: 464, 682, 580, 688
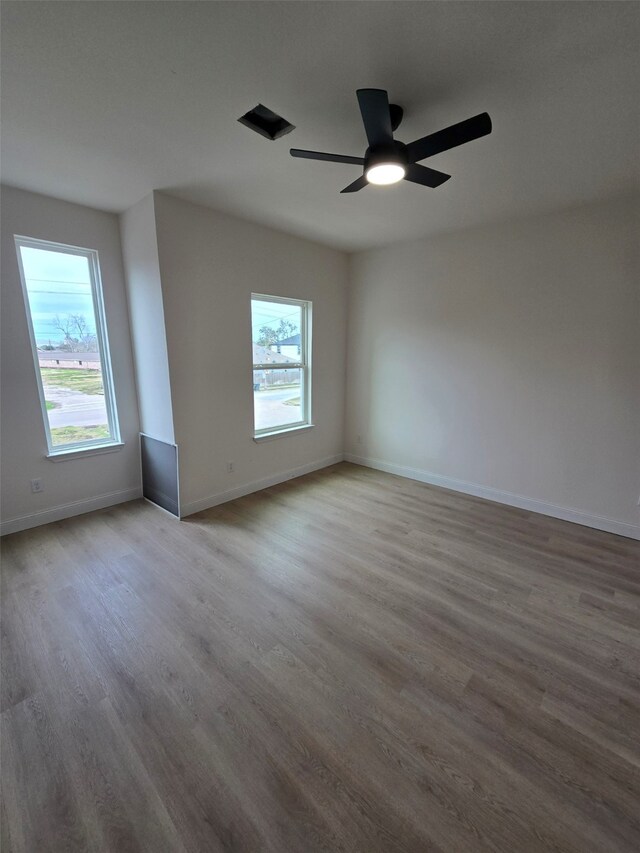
252, 298, 302, 364
253, 368, 302, 432
19, 245, 113, 447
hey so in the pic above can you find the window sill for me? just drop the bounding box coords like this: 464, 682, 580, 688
47, 441, 124, 462
254, 424, 315, 442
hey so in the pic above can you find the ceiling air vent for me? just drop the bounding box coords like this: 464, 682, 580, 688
238, 104, 295, 140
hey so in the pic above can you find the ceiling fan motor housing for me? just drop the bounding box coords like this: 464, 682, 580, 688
389, 103, 404, 132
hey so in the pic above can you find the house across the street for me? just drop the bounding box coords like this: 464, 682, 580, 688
37, 350, 101, 369
270, 333, 301, 360
252, 344, 298, 389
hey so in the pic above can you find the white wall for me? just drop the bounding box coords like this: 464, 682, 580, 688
1, 186, 141, 533
120, 194, 175, 444
345, 195, 640, 538
152, 192, 348, 514
4, 187, 636, 539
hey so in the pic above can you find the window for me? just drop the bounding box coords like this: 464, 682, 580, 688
15, 236, 121, 455
251, 294, 312, 436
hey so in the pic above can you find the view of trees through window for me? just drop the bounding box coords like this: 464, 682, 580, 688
17, 241, 117, 449
251, 296, 308, 433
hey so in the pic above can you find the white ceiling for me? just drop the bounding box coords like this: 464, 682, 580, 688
1, 1, 638, 251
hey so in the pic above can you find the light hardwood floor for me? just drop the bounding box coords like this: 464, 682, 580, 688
1, 462, 639, 852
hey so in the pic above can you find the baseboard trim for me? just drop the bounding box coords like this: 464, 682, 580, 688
180, 454, 344, 518
345, 453, 640, 541
1, 487, 143, 536
4, 456, 635, 541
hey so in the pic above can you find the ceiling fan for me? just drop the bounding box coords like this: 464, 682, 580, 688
290, 89, 492, 193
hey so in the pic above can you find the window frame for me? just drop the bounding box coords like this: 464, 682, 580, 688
14, 235, 122, 457
251, 293, 312, 438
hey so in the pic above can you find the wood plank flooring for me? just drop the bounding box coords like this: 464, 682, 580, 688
1, 462, 639, 852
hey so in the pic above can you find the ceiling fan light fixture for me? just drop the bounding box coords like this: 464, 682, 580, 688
365, 162, 406, 185
289, 88, 491, 195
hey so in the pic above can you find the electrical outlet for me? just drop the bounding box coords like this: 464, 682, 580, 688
227, 461, 234, 473
31, 478, 44, 494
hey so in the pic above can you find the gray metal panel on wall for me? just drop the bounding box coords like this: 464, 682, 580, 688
140, 434, 179, 516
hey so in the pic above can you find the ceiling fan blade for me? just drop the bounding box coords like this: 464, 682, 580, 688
290, 148, 365, 165
356, 89, 394, 148
404, 163, 451, 188
340, 175, 368, 194
405, 113, 492, 164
